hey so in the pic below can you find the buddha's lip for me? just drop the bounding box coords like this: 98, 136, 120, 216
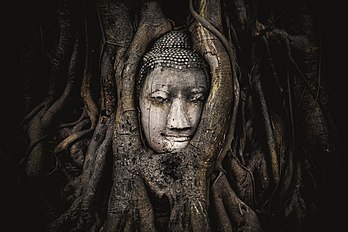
162, 133, 192, 142
167, 136, 190, 142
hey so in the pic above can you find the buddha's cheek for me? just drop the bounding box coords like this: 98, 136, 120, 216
186, 103, 204, 130
140, 101, 170, 153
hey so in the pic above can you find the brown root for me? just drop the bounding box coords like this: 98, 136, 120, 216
42, 36, 82, 126
211, 173, 261, 232
25, 35, 82, 178
23, 0, 77, 179
79, 117, 114, 229
54, 128, 93, 154
189, 0, 235, 169
47, 0, 75, 97
251, 62, 280, 185
210, 184, 233, 231
224, 152, 256, 207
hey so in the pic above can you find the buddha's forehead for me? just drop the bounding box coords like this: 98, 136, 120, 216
144, 67, 208, 90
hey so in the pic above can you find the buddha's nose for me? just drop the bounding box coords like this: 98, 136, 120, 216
167, 98, 192, 130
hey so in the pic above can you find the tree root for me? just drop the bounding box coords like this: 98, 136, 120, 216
251, 61, 280, 185
211, 173, 261, 232
25, 34, 81, 178
189, 0, 236, 169
54, 128, 93, 154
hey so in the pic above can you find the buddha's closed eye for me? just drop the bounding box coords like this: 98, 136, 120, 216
188, 93, 205, 103
151, 91, 169, 104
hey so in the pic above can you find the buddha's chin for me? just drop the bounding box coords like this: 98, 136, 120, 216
153, 139, 190, 154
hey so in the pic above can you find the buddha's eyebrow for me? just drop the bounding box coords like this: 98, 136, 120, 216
190, 87, 206, 94
150, 89, 169, 95
151, 84, 169, 93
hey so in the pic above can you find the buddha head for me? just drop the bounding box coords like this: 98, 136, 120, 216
138, 30, 210, 153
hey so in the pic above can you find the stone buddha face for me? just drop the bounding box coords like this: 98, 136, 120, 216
139, 67, 209, 153
138, 30, 210, 153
